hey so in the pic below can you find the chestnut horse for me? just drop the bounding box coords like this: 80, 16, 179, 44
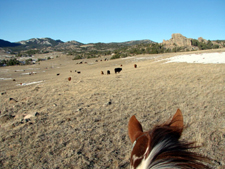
128, 109, 210, 169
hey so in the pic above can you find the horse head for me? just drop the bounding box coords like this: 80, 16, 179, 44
128, 109, 209, 169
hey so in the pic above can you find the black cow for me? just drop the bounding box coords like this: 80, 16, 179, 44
107, 70, 110, 75
114, 68, 122, 74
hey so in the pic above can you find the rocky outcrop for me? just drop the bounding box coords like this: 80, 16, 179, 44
198, 37, 208, 43
162, 33, 192, 47
18, 38, 64, 46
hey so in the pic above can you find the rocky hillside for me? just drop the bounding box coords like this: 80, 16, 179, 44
162, 33, 192, 47
18, 38, 64, 48
162, 33, 225, 50
0, 38, 66, 53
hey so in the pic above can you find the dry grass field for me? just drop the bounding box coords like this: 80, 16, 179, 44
0, 49, 225, 169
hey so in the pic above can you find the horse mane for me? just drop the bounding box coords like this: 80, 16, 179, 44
145, 122, 210, 169
128, 109, 211, 169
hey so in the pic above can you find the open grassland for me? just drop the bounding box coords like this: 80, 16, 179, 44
0, 49, 225, 168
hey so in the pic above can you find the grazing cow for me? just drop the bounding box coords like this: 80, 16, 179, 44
68, 77, 71, 81
114, 68, 122, 74
134, 64, 137, 68
104, 58, 108, 61
77, 71, 81, 74
101, 71, 104, 75
57, 73, 60, 76
107, 70, 110, 75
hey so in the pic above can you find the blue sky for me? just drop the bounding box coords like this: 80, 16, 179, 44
0, 0, 224, 44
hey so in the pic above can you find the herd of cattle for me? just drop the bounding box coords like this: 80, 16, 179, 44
62, 63, 137, 81
102, 64, 137, 75
101, 67, 122, 75
76, 58, 108, 65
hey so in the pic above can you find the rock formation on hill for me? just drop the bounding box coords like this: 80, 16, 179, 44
162, 33, 192, 47
198, 37, 208, 43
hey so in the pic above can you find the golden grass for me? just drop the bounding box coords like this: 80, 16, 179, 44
0, 49, 225, 168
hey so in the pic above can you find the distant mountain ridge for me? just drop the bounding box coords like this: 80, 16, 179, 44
0, 38, 155, 52
18, 38, 64, 47
108, 39, 155, 46
0, 38, 154, 47
1, 35, 224, 55
0, 39, 21, 47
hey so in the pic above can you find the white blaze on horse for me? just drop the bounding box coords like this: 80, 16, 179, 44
128, 109, 210, 169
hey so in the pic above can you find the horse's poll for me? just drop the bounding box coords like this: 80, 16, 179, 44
128, 109, 210, 169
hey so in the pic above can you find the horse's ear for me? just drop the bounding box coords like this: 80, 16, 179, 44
170, 109, 184, 132
128, 115, 144, 143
